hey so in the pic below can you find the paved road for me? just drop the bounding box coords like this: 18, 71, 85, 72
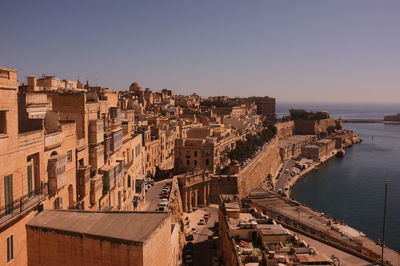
275, 159, 295, 191
184, 205, 219, 266
294, 232, 369, 266
143, 178, 172, 211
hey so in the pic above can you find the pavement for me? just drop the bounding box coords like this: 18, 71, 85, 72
143, 178, 172, 211
182, 205, 220, 266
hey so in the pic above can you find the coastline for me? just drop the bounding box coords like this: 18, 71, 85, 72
279, 138, 400, 264
343, 119, 400, 124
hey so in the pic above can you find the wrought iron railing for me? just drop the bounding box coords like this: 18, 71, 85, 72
0, 182, 48, 225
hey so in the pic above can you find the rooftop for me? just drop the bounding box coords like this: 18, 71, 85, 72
26, 210, 170, 244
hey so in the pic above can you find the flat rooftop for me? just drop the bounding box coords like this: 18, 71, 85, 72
27, 210, 170, 244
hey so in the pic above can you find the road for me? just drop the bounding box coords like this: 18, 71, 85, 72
183, 205, 219, 266
294, 232, 369, 266
275, 159, 295, 191
143, 178, 172, 211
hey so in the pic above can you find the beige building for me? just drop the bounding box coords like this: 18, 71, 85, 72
174, 126, 238, 174
0, 67, 50, 265
279, 135, 316, 161
26, 210, 177, 266
301, 138, 336, 160
177, 171, 211, 212
0, 67, 148, 265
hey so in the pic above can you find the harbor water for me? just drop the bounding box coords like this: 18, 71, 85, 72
278, 102, 400, 251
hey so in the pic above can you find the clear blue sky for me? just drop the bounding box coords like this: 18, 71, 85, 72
1, 1, 399, 102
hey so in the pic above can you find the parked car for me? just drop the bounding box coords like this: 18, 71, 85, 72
209, 241, 216, 249
160, 198, 169, 204
212, 257, 220, 266
185, 254, 193, 263
198, 218, 206, 225
160, 193, 170, 198
186, 233, 194, 241
158, 202, 168, 208
158, 206, 167, 211
191, 227, 197, 233
203, 213, 210, 219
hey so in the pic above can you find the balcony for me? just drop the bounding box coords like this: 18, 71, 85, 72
77, 166, 91, 200
101, 165, 114, 194
90, 174, 103, 206
89, 145, 105, 172
48, 155, 66, 195
111, 129, 123, 152
25, 93, 48, 119
45, 132, 62, 150
114, 159, 125, 185
0, 182, 47, 227
89, 119, 104, 144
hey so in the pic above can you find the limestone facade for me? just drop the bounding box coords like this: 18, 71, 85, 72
177, 171, 211, 212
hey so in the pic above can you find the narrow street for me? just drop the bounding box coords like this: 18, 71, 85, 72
183, 205, 220, 266
143, 178, 172, 211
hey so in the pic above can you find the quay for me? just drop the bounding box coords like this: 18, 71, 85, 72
270, 140, 400, 265
248, 189, 400, 265
343, 119, 400, 124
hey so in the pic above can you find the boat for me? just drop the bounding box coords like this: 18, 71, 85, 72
336, 149, 345, 158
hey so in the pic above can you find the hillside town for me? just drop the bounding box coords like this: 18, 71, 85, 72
0, 66, 397, 266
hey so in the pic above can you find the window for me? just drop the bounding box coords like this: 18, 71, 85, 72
4, 175, 13, 215
187, 160, 190, 165
0, 111, 6, 134
54, 197, 63, 210
194, 151, 197, 157
128, 176, 131, 188
194, 160, 197, 166
67, 150, 72, 162
206, 159, 209, 166
0, 70, 10, 79
6, 235, 13, 262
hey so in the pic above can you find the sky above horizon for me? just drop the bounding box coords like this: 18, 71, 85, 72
1, 1, 399, 103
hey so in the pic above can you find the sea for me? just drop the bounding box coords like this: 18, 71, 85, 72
276, 102, 400, 252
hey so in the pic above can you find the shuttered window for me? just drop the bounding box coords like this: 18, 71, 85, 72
6, 235, 13, 262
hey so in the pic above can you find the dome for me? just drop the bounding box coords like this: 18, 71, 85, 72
129, 82, 142, 91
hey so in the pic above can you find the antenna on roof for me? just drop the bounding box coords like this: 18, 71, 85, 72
380, 179, 388, 265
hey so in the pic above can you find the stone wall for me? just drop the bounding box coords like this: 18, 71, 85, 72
294, 118, 337, 135
236, 137, 281, 197
276, 121, 294, 139
209, 137, 281, 201
209, 175, 239, 203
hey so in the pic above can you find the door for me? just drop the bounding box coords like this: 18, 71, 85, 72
4, 175, 13, 214
27, 164, 33, 196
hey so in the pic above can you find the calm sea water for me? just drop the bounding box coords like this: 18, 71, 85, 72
279, 103, 400, 251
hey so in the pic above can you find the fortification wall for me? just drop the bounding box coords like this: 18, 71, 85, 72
209, 175, 239, 203
276, 121, 294, 139
237, 137, 281, 197
294, 118, 336, 135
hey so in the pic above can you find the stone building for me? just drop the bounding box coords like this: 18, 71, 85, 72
218, 194, 334, 266
174, 126, 239, 174
26, 210, 179, 266
0, 67, 148, 265
177, 171, 211, 212
301, 138, 336, 161
279, 135, 316, 161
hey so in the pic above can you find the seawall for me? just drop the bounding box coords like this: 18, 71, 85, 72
210, 137, 281, 202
